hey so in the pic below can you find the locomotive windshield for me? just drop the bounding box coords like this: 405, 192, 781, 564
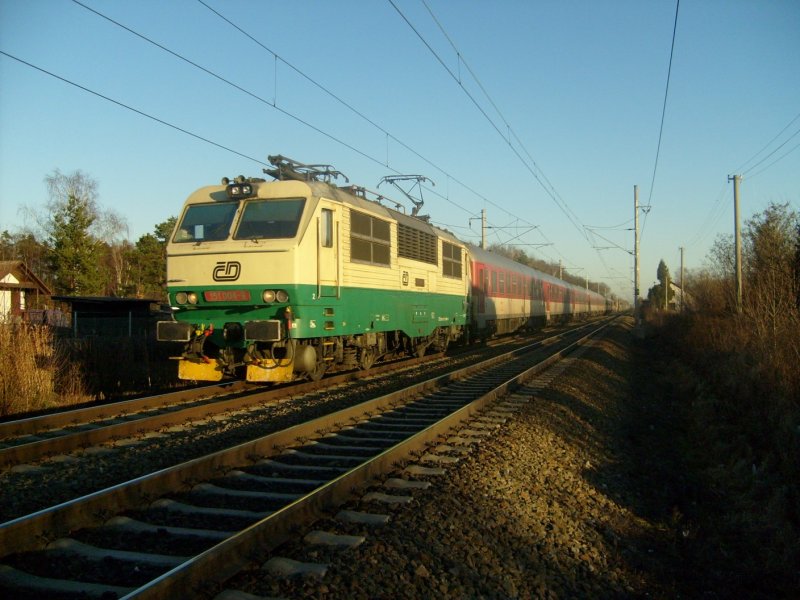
234, 198, 306, 240
174, 202, 238, 243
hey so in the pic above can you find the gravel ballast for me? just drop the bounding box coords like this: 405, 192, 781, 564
229, 317, 687, 599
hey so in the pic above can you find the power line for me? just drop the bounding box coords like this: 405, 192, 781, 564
641, 0, 681, 240
411, 0, 632, 287
6, 7, 541, 257
735, 110, 800, 173
0, 50, 269, 167
196, 0, 557, 251
70, 0, 480, 219
389, 0, 591, 246
683, 180, 729, 250
747, 140, 800, 180
741, 126, 800, 177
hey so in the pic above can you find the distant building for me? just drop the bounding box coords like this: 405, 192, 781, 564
0, 261, 52, 321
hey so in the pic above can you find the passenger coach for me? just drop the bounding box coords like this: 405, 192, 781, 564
469, 244, 606, 338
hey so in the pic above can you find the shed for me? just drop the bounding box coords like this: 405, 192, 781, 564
51, 296, 167, 338
0, 261, 52, 321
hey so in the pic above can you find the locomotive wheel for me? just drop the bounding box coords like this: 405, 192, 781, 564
307, 360, 326, 381
359, 348, 376, 370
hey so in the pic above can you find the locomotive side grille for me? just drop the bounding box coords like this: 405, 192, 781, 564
245, 320, 282, 341
398, 223, 438, 265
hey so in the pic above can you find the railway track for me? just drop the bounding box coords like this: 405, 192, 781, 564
0, 353, 444, 469
0, 317, 614, 599
0, 321, 595, 470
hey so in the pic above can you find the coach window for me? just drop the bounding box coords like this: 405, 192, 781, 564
498, 271, 506, 295
321, 208, 333, 248
351, 210, 391, 266
491, 270, 498, 294
442, 242, 462, 278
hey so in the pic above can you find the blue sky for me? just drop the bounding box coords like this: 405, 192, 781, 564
1, 0, 798, 299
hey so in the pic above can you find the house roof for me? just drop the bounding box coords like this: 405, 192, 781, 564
0, 261, 52, 295
51, 296, 165, 315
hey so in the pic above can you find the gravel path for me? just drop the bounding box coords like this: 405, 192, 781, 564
228, 317, 686, 599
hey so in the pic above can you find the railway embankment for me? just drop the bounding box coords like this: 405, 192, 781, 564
230, 315, 797, 599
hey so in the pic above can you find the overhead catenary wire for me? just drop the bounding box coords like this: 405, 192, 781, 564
683, 180, 731, 250
6, 3, 549, 256
68, 0, 477, 220
0, 50, 269, 167
196, 0, 583, 265
194, 0, 557, 252
390, 0, 621, 282
9, 1, 623, 287
388, 0, 592, 248
683, 112, 800, 252
641, 0, 681, 241
412, 0, 637, 286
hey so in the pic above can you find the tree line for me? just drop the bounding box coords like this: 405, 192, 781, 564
648, 201, 800, 320
1, 169, 175, 302
640, 202, 800, 595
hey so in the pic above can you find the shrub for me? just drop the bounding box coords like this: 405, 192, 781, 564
0, 322, 88, 416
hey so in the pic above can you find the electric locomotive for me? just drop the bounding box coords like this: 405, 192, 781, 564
157, 155, 469, 382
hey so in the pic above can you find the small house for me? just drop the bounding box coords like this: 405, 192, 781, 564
0, 261, 52, 321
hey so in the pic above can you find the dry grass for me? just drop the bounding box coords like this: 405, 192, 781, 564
0, 322, 89, 416
1, 321, 185, 417
649, 311, 800, 597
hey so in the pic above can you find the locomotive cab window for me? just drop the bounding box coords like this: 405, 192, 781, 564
442, 241, 462, 279
234, 198, 306, 240
350, 210, 390, 266
174, 202, 238, 243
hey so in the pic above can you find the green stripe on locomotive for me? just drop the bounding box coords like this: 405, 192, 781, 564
169, 283, 466, 348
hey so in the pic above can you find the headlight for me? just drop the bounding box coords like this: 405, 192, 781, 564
187, 292, 198, 305
276, 290, 289, 303
175, 292, 188, 305
262, 290, 276, 303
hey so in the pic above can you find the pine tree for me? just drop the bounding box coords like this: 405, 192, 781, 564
47, 193, 102, 295
130, 217, 176, 300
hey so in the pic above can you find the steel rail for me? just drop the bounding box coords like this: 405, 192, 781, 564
130, 317, 615, 599
0, 353, 444, 467
0, 317, 613, 600
0, 320, 600, 468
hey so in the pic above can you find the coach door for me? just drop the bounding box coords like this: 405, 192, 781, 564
317, 207, 339, 298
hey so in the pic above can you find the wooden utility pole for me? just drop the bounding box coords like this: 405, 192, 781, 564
729, 175, 743, 313
634, 185, 641, 327
679, 246, 685, 313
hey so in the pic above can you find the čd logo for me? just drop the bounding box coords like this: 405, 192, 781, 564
213, 261, 241, 281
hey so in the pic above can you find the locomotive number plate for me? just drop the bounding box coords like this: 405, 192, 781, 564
204, 290, 251, 302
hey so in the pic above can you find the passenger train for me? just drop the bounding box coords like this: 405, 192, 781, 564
157, 155, 607, 382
